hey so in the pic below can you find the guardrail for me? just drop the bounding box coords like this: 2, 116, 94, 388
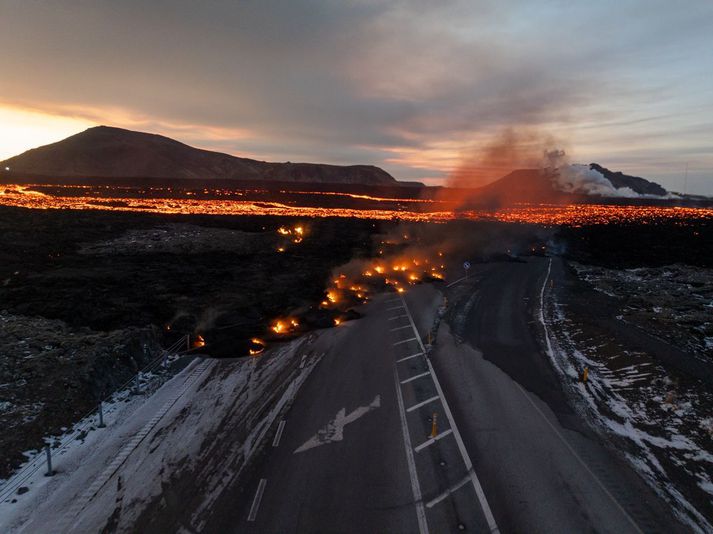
0, 334, 193, 502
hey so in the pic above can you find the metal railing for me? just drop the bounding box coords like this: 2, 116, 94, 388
0, 334, 192, 502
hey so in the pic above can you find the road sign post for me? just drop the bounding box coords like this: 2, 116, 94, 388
463, 261, 471, 279
98, 401, 106, 428
44, 445, 53, 476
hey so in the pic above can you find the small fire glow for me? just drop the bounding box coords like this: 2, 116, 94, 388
193, 334, 206, 348
271, 318, 300, 335
276, 224, 307, 245
249, 338, 266, 356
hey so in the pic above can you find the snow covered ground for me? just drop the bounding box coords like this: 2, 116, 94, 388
542, 260, 713, 533
0, 330, 331, 533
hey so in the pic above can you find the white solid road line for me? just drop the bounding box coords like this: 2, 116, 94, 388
406, 395, 439, 412
397, 352, 423, 363
426, 475, 471, 509
393, 337, 418, 346
393, 367, 430, 534
400, 294, 500, 534
247, 478, 267, 522
272, 419, 286, 447
389, 314, 408, 321
387, 305, 405, 311
400, 371, 431, 384
539, 258, 554, 358
536, 258, 643, 534
514, 382, 643, 534
391, 325, 412, 332
425, 355, 500, 533
446, 276, 468, 288
414, 428, 453, 453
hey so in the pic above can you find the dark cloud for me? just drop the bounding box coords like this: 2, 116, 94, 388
0, 0, 712, 191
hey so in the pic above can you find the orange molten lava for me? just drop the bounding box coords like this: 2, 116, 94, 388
2, 184, 712, 225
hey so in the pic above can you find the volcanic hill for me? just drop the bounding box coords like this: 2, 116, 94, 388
0, 126, 401, 186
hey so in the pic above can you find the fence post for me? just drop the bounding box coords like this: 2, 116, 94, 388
98, 401, 106, 428
44, 445, 53, 476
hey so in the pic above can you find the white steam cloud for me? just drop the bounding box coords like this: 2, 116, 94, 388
556, 164, 640, 198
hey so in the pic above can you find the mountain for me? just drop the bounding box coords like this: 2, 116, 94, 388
0, 126, 400, 186
589, 163, 667, 196
474, 169, 572, 204
447, 164, 669, 208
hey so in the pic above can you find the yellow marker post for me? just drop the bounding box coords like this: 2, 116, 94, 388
582, 367, 589, 383
430, 412, 438, 438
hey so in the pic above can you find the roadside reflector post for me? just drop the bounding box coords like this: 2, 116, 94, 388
430, 412, 438, 438
134, 372, 141, 394
98, 401, 106, 428
44, 445, 54, 476
582, 367, 589, 383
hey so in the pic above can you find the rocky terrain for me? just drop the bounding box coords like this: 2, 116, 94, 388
0, 312, 158, 479
0, 205, 379, 479
548, 260, 713, 530
571, 263, 713, 361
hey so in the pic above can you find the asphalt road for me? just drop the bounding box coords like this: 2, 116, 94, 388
204, 286, 495, 533
204, 256, 685, 533
436, 256, 686, 534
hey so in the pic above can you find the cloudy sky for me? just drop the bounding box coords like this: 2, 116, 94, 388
1, 0, 712, 193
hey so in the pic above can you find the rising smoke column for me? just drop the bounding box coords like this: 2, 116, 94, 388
440, 128, 649, 205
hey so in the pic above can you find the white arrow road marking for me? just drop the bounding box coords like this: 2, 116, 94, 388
294, 395, 381, 453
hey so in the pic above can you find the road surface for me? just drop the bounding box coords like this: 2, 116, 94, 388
6, 257, 687, 533
204, 286, 495, 533
203, 257, 685, 533
435, 257, 685, 533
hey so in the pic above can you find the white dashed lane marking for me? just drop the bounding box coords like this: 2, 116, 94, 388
393, 337, 418, 346
406, 395, 439, 413
272, 420, 286, 447
400, 371, 430, 384
397, 352, 423, 363
394, 294, 500, 533
414, 428, 453, 453
248, 479, 267, 522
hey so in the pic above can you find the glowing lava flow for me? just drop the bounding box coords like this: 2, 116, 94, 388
319, 249, 448, 313
2, 184, 712, 225
249, 338, 266, 356
271, 317, 300, 335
